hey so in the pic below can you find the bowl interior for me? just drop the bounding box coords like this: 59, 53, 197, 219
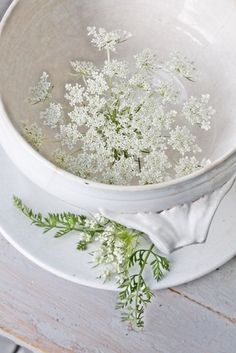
1, 0, 236, 171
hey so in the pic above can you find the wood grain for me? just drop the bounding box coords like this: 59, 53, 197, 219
1, 235, 236, 353
0, 335, 16, 353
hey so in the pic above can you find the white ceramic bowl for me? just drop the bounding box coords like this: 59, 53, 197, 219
0, 0, 236, 215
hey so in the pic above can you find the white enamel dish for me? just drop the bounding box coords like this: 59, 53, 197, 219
1, 0, 236, 256
0, 145, 236, 290
0, 0, 236, 213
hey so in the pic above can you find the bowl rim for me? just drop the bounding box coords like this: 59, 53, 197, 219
1, 0, 236, 193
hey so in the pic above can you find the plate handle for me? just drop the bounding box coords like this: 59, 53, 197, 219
100, 177, 236, 254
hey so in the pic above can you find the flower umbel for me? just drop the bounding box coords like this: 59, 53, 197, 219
182, 94, 215, 130
65, 83, 84, 106
166, 51, 198, 81
14, 196, 170, 329
168, 126, 200, 156
24, 26, 214, 185
40, 102, 64, 128
175, 156, 211, 177
87, 26, 132, 52
28, 72, 52, 104
22, 121, 44, 151
57, 123, 81, 149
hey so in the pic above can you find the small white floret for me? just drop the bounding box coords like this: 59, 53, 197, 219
28, 72, 52, 104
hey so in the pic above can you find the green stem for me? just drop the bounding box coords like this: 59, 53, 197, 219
40, 224, 104, 234
134, 244, 154, 323
138, 158, 142, 172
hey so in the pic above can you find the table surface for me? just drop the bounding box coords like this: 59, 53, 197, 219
0, 334, 31, 353
1, 1, 236, 353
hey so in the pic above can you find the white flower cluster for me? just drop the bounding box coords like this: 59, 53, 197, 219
79, 216, 136, 283
40, 102, 63, 128
102, 59, 128, 79
166, 52, 197, 81
135, 48, 159, 71
70, 60, 97, 77
182, 94, 215, 130
28, 72, 52, 104
168, 126, 201, 156
175, 156, 211, 177
22, 121, 44, 151
94, 225, 126, 282
57, 123, 81, 149
139, 151, 171, 184
87, 26, 132, 52
65, 83, 84, 106
24, 26, 215, 185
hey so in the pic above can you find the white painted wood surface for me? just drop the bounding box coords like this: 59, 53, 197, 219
1, 234, 236, 353
0, 2, 236, 353
0, 335, 32, 353
0, 335, 16, 353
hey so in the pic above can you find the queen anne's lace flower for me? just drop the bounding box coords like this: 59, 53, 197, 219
155, 80, 180, 105
129, 72, 151, 91
87, 72, 108, 95
139, 151, 171, 184
104, 156, 138, 185
70, 60, 97, 77
68, 106, 88, 126
166, 52, 197, 81
52, 148, 74, 170
65, 83, 84, 106
25, 26, 214, 185
168, 126, 200, 155
28, 72, 52, 104
82, 127, 106, 152
143, 152, 170, 180
175, 156, 211, 177
84, 94, 107, 117
57, 123, 81, 149
40, 103, 64, 128
150, 105, 177, 131
83, 221, 131, 283
134, 49, 159, 71
102, 59, 128, 79
72, 153, 108, 178
182, 94, 215, 130
87, 26, 132, 52
22, 121, 44, 151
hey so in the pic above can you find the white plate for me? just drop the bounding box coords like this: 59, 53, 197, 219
0, 145, 236, 290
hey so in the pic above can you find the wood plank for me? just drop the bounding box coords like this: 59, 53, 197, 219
0, 335, 16, 353
1, 235, 236, 353
18, 348, 32, 353
171, 257, 236, 322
